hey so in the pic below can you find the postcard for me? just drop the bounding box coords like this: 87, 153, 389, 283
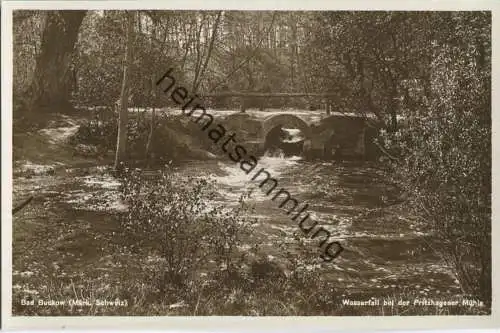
2, 0, 498, 330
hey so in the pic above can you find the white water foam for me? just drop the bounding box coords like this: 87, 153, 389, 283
281, 127, 305, 143
213, 153, 302, 202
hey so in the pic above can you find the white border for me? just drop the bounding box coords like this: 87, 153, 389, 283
2, 0, 499, 330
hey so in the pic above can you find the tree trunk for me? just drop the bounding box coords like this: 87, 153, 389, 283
145, 74, 157, 165
145, 106, 156, 166
27, 10, 86, 113
114, 12, 135, 172
192, 11, 222, 94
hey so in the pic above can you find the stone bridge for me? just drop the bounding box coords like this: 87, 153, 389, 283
219, 111, 379, 160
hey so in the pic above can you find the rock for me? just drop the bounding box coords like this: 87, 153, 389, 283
190, 148, 218, 160
74, 144, 99, 157
250, 258, 286, 281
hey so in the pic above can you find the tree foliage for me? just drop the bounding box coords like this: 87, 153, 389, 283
373, 12, 491, 302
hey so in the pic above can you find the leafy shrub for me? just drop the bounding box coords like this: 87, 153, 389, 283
69, 107, 117, 151
119, 168, 253, 294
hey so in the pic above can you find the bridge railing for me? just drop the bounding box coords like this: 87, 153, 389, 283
198, 92, 337, 114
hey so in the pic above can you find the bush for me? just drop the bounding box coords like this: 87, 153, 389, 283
119, 168, 253, 294
69, 107, 117, 152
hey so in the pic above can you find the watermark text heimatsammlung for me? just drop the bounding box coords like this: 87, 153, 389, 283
156, 67, 344, 262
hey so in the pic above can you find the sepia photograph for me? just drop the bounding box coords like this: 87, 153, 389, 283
1, 0, 498, 330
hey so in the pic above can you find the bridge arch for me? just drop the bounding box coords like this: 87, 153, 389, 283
261, 114, 311, 154
262, 114, 311, 140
